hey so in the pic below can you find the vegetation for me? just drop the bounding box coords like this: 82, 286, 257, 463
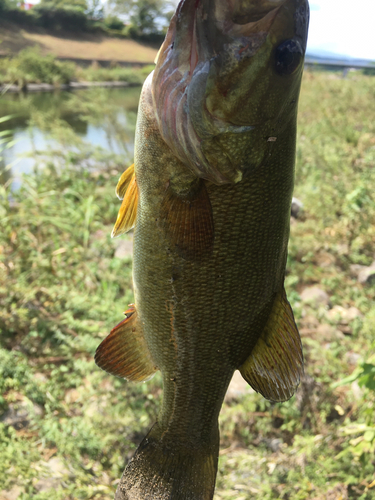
0, 48, 154, 87
0, 71, 375, 499
0, 0, 169, 42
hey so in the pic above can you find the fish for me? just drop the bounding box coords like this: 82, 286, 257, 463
95, 0, 309, 498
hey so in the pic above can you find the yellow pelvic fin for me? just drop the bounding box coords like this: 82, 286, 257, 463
115, 164, 135, 200
240, 288, 303, 402
112, 171, 138, 238
95, 305, 158, 382
159, 180, 214, 261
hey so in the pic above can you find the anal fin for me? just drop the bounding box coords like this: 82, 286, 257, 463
95, 305, 158, 382
240, 288, 303, 402
159, 179, 214, 261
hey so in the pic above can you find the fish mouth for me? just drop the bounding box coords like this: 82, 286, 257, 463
152, 0, 309, 184
171, 0, 291, 67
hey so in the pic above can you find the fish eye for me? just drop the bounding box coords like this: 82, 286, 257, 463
274, 39, 303, 76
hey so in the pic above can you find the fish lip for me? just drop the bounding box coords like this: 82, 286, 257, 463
152, 0, 309, 183
169, 0, 301, 76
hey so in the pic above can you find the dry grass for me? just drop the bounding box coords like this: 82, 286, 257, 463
0, 21, 158, 63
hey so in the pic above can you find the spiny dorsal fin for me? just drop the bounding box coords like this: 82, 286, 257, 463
159, 180, 214, 261
116, 164, 135, 200
112, 171, 138, 238
240, 288, 303, 402
95, 305, 158, 382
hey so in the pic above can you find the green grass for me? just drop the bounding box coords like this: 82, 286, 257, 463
0, 48, 154, 87
1, 71, 375, 499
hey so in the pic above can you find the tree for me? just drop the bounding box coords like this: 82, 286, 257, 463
111, 0, 174, 36
86, 0, 104, 20
39, 0, 88, 11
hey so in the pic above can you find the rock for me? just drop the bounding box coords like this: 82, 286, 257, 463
350, 261, 375, 285
33, 372, 48, 383
314, 251, 335, 268
358, 264, 375, 285
316, 323, 345, 341
351, 380, 363, 400
336, 243, 349, 256
0, 402, 43, 430
2, 403, 27, 429
65, 388, 80, 404
326, 306, 363, 335
327, 305, 363, 322
300, 287, 330, 307
345, 352, 362, 366
349, 264, 366, 278
34, 458, 69, 492
268, 438, 283, 453
291, 197, 303, 218
47, 457, 68, 475
312, 484, 348, 500
0, 405, 29, 430
225, 371, 254, 402
345, 307, 363, 321
114, 238, 133, 259
0, 486, 25, 500
300, 315, 320, 329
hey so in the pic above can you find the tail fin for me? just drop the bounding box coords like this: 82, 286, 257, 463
115, 423, 219, 500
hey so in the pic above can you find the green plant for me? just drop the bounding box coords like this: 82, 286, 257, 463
3, 48, 75, 86
332, 354, 375, 468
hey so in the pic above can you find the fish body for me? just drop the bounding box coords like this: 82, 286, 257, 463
95, 0, 309, 498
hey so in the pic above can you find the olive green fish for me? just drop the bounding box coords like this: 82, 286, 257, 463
95, 0, 309, 498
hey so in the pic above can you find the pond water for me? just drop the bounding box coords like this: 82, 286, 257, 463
0, 86, 141, 188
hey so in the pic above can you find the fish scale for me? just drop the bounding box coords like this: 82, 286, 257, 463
94, 0, 309, 498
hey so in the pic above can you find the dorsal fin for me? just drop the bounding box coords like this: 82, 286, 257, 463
112, 170, 138, 238
116, 164, 135, 200
239, 288, 303, 402
158, 179, 214, 261
95, 305, 158, 382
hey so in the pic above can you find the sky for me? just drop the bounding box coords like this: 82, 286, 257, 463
307, 0, 375, 60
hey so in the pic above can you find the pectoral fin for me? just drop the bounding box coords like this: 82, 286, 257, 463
95, 305, 158, 382
240, 288, 303, 402
112, 169, 138, 238
159, 180, 214, 261
115, 164, 135, 200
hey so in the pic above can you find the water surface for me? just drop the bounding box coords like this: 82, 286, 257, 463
0, 87, 141, 188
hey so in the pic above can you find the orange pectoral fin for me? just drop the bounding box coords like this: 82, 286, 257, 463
240, 288, 303, 402
95, 305, 158, 382
112, 172, 138, 238
116, 164, 135, 200
159, 180, 214, 261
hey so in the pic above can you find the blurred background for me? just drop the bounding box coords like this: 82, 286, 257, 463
0, 0, 375, 499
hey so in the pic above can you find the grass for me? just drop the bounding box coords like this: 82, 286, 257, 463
0, 47, 155, 87
0, 70, 375, 499
0, 21, 158, 63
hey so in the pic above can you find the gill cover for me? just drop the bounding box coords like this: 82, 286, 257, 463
152, 0, 309, 185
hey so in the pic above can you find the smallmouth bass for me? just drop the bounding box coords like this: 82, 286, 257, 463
95, 0, 309, 498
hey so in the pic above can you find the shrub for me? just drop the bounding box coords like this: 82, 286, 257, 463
33, 3, 88, 31
104, 15, 124, 31
2, 48, 75, 86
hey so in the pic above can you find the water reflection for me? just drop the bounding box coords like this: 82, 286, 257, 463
0, 86, 141, 188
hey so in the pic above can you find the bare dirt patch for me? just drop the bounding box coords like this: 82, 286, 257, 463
0, 22, 158, 63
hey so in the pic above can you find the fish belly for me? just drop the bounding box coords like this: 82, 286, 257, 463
133, 139, 295, 441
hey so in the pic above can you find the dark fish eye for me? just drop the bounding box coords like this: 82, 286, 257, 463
274, 39, 303, 76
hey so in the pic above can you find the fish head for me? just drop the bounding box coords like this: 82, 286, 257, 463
152, 0, 310, 184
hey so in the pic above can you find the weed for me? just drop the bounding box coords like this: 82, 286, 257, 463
1, 71, 375, 499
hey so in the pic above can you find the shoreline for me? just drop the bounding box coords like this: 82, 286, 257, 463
0, 80, 142, 94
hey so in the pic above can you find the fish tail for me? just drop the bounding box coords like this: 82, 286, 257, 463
115, 422, 219, 500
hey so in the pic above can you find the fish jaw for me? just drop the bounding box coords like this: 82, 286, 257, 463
152, 0, 309, 184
